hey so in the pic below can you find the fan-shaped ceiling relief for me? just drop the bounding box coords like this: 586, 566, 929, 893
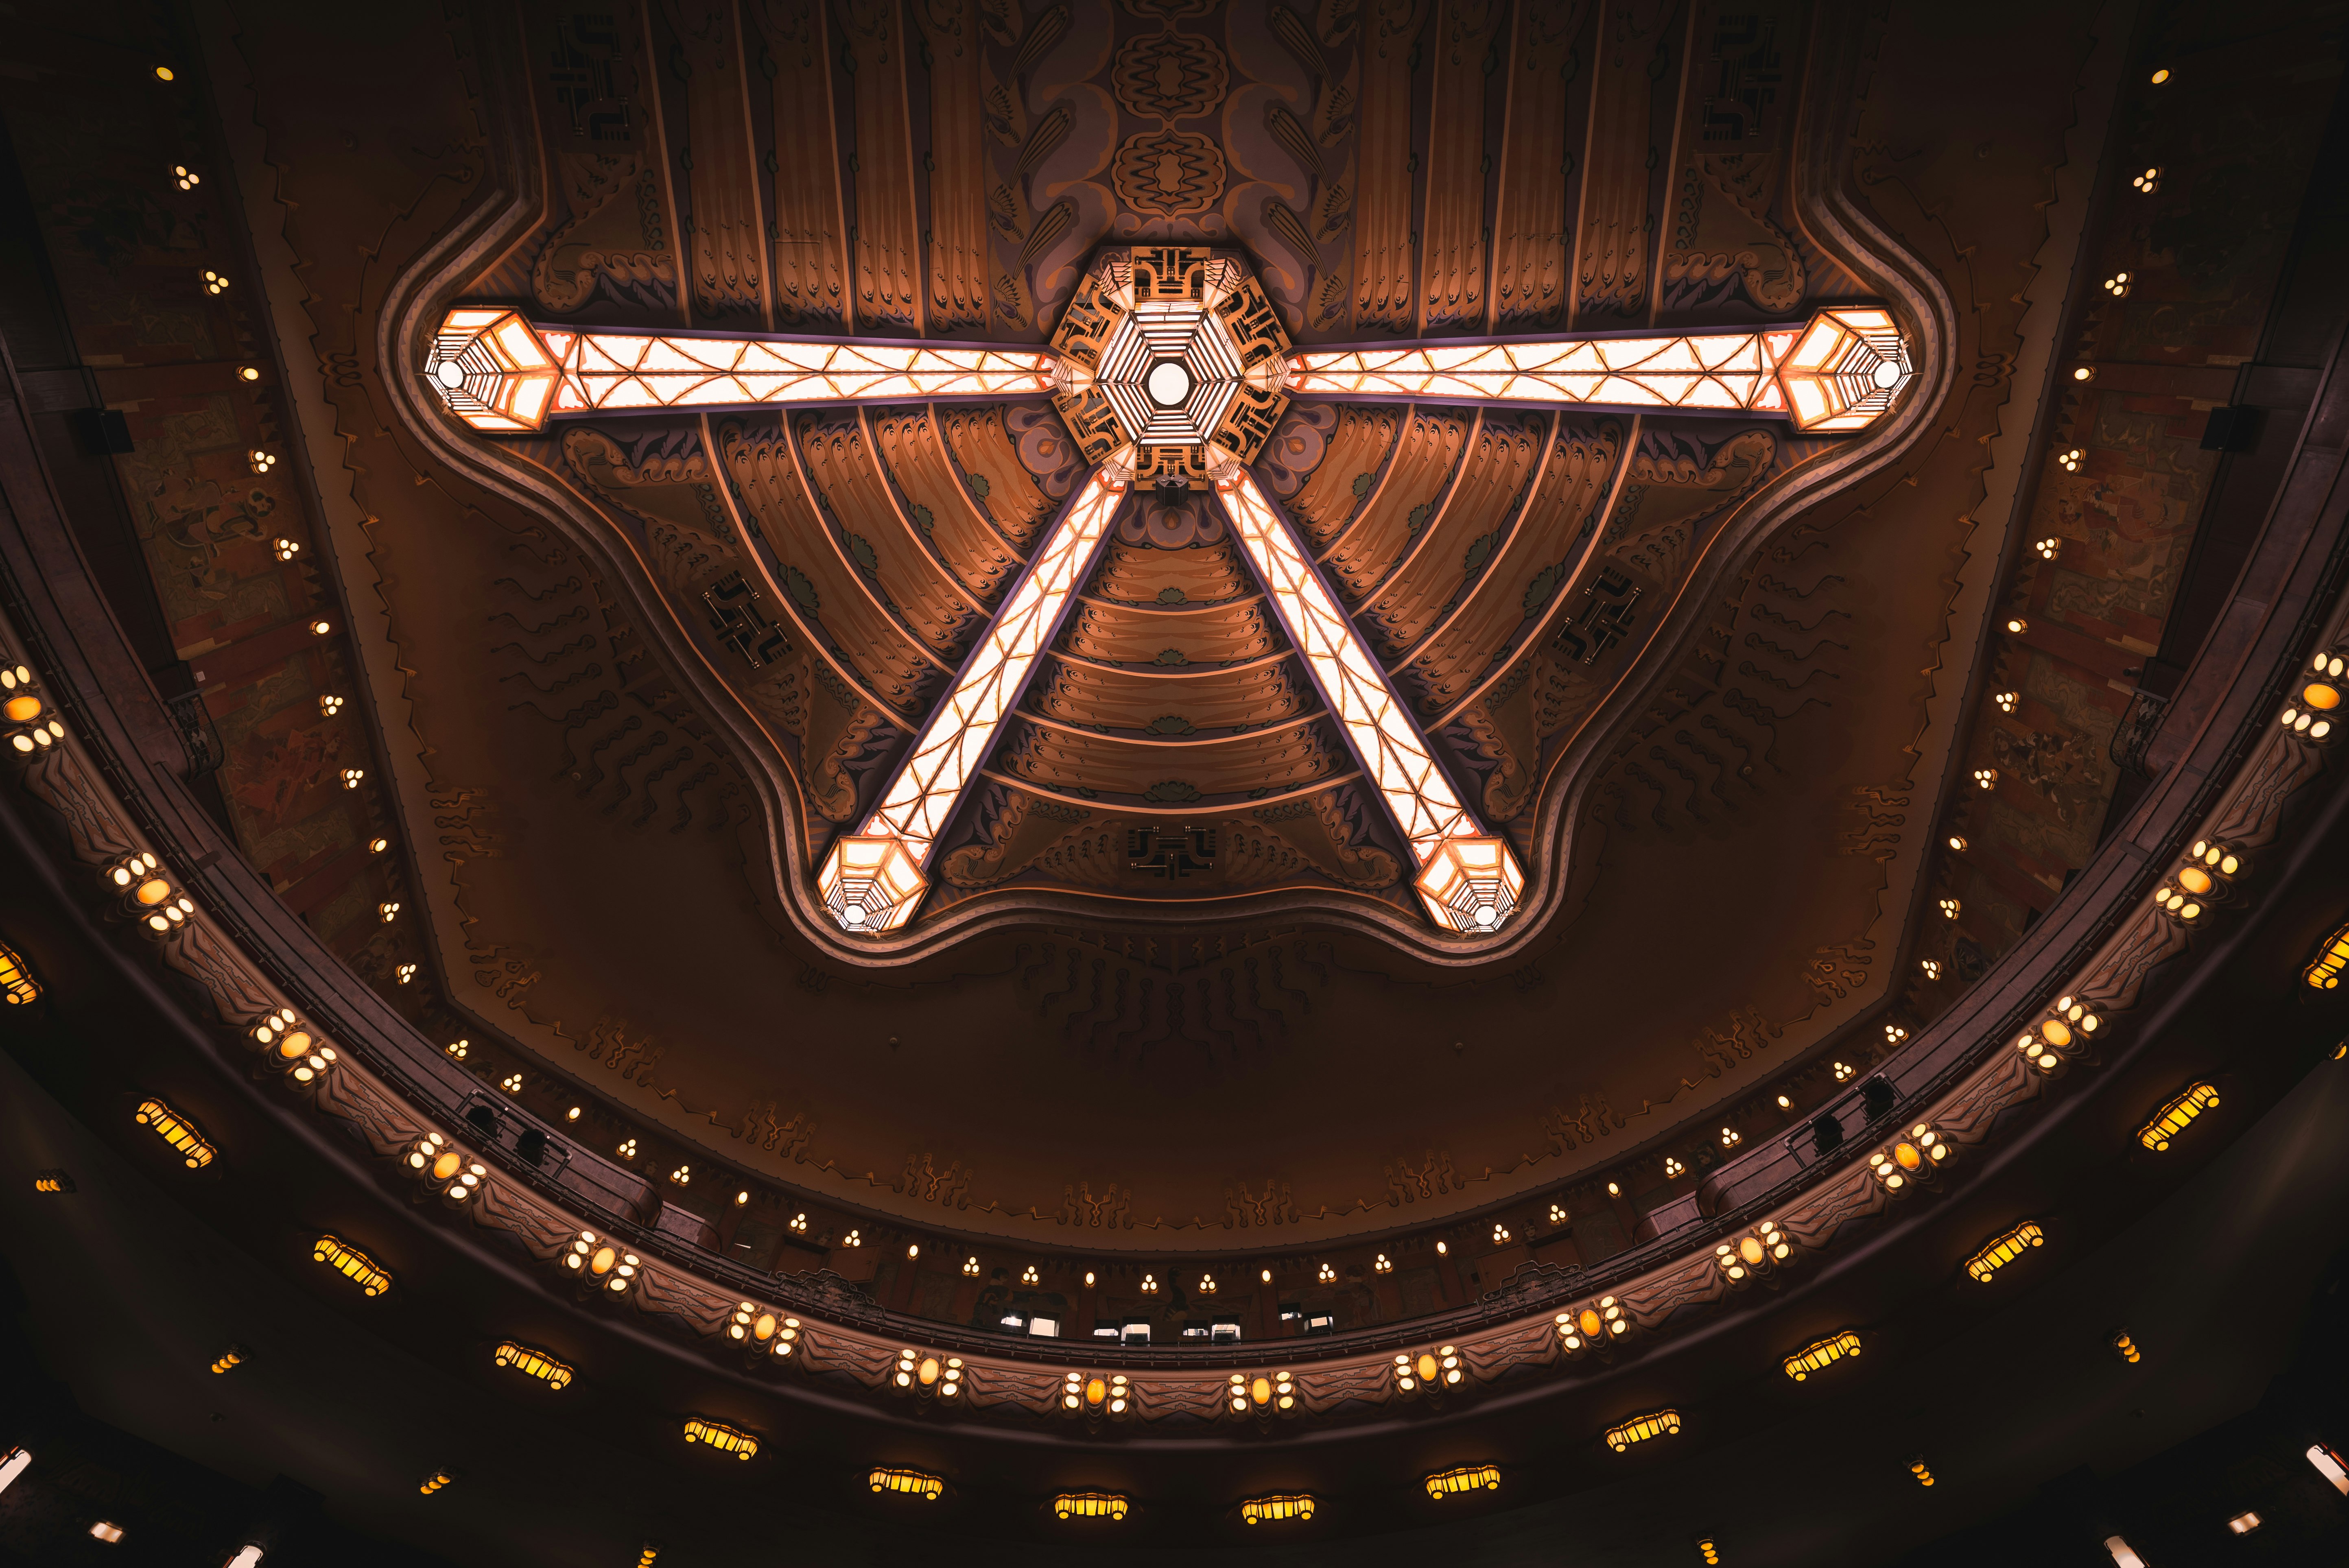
365, 0, 1988, 1249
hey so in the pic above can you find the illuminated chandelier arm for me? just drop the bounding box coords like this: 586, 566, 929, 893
814, 464, 1129, 933
1283, 308, 1916, 433
425, 309, 1061, 432
1213, 467, 1525, 933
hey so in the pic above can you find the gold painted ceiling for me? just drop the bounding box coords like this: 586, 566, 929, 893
173, 0, 2097, 1260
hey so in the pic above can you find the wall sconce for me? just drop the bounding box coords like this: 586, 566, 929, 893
1910, 1457, 1936, 1487
1425, 1465, 1500, 1499
1783, 1331, 1862, 1380
0, 1447, 26, 1496
278, 538, 303, 562
869, 1468, 944, 1501
2283, 665, 2340, 740
1965, 1221, 2044, 1282
248, 448, 276, 474
1240, 1494, 1313, 1524
1695, 1539, 1721, 1564
238, 364, 261, 381
1947, 834, 1967, 851
310, 618, 332, 635
1373, 1252, 1392, 1273
395, 963, 416, 984
1867, 1125, 1951, 1191
494, 1341, 573, 1389
369, 836, 389, 853
564, 1232, 638, 1295
1053, 1493, 1128, 1521
377, 901, 399, 922
2110, 1330, 2141, 1364
313, 1234, 391, 1295
201, 268, 229, 294
2102, 271, 2131, 297
1140, 1272, 1158, 1292
2034, 536, 2061, 559
1, 941, 40, 1007
1198, 1272, 1217, 1294
340, 768, 363, 789
89, 1522, 125, 1543
2057, 446, 2084, 472
1833, 1061, 1855, 1081
841, 1228, 861, 1247
418, 1469, 455, 1495
1605, 1409, 1681, 1452
2017, 996, 2098, 1075
1226, 1369, 1296, 1415
1392, 1347, 1462, 1393
1490, 1221, 1512, 1243
2137, 1082, 2218, 1150
1317, 1261, 1336, 1282
1556, 1297, 1630, 1356
668, 1163, 690, 1184
681, 1417, 757, 1459
2306, 1443, 2349, 1495
135, 1096, 214, 1168
35, 1169, 73, 1193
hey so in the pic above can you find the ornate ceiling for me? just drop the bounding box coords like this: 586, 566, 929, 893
7, 0, 2349, 1559
153, 0, 2019, 1257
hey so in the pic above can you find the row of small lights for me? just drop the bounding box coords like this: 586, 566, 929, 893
18, 46, 2292, 1558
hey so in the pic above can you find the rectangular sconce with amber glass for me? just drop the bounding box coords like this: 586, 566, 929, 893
1240, 1494, 1315, 1524
312, 1235, 391, 1295
1425, 1464, 1501, 1499
2137, 1082, 2219, 1151
1052, 1493, 1129, 1520
0, 937, 37, 1005
134, 1097, 214, 1168
493, 1341, 573, 1389
1605, 1410, 1683, 1452
1964, 1221, 2044, 1282
869, 1468, 944, 1500
682, 1418, 757, 1459
1783, 1331, 1863, 1380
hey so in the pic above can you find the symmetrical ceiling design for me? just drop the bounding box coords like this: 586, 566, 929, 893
9, 0, 2349, 1559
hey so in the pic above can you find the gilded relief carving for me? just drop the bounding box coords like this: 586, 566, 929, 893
1350, 0, 1428, 331
1488, 0, 1588, 328
748, 0, 851, 325
663, 0, 771, 317
1575, 0, 1667, 320
531, 153, 679, 312
911, 0, 995, 331
838, 0, 926, 329
1417, 0, 1504, 330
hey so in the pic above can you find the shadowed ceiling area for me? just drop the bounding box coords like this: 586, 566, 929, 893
4, 0, 2349, 1563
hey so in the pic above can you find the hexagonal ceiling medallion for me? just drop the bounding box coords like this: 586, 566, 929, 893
1047, 246, 1291, 484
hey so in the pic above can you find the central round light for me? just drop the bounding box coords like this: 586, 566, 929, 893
434, 359, 464, 389
1872, 359, 1903, 390
1145, 360, 1191, 408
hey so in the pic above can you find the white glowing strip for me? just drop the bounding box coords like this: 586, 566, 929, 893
1215, 469, 1477, 862
1285, 328, 1800, 414
0, 1447, 27, 1497
862, 468, 1129, 858
542, 330, 1057, 417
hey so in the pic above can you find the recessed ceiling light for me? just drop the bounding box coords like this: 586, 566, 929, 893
2226, 1511, 2262, 1535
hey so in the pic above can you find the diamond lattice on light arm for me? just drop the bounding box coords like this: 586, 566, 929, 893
423, 311, 1058, 433
816, 466, 1130, 933
1213, 468, 1524, 933
1284, 310, 1914, 430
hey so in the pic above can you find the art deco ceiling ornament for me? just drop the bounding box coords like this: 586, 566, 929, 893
424, 248, 1914, 939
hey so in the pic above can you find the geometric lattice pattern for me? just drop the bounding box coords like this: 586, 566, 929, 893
428, 266, 1915, 935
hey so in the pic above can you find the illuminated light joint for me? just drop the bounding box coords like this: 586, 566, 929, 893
1713, 1220, 1792, 1283
1213, 467, 1521, 932
1554, 1294, 1632, 1355
1283, 308, 1915, 433
2, 661, 65, 754
424, 309, 1058, 434
820, 468, 1130, 933
1425, 1464, 1501, 1499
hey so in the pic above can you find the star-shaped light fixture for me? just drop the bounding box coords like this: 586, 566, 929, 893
426, 248, 1916, 938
